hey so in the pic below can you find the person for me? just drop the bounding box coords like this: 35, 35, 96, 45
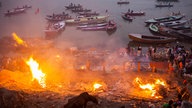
105, 9, 108, 13
137, 45, 142, 56
163, 100, 173, 108
126, 44, 131, 55
131, 10, 133, 13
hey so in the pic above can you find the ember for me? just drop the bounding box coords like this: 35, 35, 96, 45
26, 57, 46, 88
12, 32, 28, 47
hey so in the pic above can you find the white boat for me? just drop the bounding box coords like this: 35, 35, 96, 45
145, 15, 184, 24
4, 8, 26, 16
44, 21, 65, 36
65, 15, 109, 24
77, 22, 108, 29
160, 20, 188, 27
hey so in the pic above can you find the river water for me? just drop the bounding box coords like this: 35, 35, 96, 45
0, 0, 192, 50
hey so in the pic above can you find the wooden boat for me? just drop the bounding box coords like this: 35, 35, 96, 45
82, 26, 106, 31
149, 24, 160, 34
72, 8, 91, 13
160, 20, 187, 27
122, 11, 145, 16
65, 15, 109, 24
128, 33, 176, 44
171, 25, 191, 30
4, 8, 26, 16
44, 21, 65, 35
122, 14, 133, 21
155, 3, 173, 7
176, 30, 192, 39
46, 12, 69, 18
157, 25, 192, 40
14, 5, 32, 10
157, 0, 178, 2
77, 22, 108, 29
145, 15, 184, 24
46, 15, 72, 22
106, 21, 117, 31
117, 0, 129, 4
79, 20, 107, 26
65, 4, 82, 10
46, 13, 72, 22
78, 12, 99, 16
81, 20, 117, 31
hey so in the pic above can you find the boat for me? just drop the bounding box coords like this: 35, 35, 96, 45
176, 29, 192, 40
77, 22, 108, 29
82, 26, 107, 31
149, 24, 160, 34
14, 5, 32, 10
71, 8, 91, 13
157, 0, 178, 1
117, 0, 130, 4
122, 11, 145, 16
106, 20, 117, 31
44, 21, 65, 36
65, 4, 82, 10
78, 12, 99, 17
65, 15, 109, 24
4, 8, 26, 16
145, 15, 184, 24
46, 12, 69, 18
155, 3, 173, 7
46, 13, 72, 22
81, 20, 117, 31
171, 25, 191, 30
122, 14, 133, 21
159, 20, 188, 27
46, 15, 72, 22
79, 20, 107, 26
128, 33, 177, 44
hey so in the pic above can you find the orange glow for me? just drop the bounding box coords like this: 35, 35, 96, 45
134, 77, 166, 98
93, 83, 102, 91
26, 57, 46, 88
12, 32, 28, 47
80, 65, 86, 70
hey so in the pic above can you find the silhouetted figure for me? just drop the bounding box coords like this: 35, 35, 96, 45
64, 92, 98, 108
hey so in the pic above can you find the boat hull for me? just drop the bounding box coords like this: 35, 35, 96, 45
128, 34, 176, 44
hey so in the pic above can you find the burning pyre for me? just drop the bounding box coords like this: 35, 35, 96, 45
133, 77, 167, 99
0, 33, 176, 108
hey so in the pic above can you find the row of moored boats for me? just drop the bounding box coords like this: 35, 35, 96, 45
129, 14, 192, 44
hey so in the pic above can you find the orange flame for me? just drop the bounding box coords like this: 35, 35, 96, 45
93, 83, 102, 91
134, 77, 165, 98
26, 57, 46, 88
12, 32, 28, 47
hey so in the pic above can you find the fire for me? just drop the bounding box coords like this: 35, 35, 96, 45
80, 65, 86, 70
26, 57, 46, 88
134, 77, 166, 98
93, 83, 102, 91
12, 32, 28, 47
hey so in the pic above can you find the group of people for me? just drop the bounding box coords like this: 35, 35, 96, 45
166, 45, 192, 77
